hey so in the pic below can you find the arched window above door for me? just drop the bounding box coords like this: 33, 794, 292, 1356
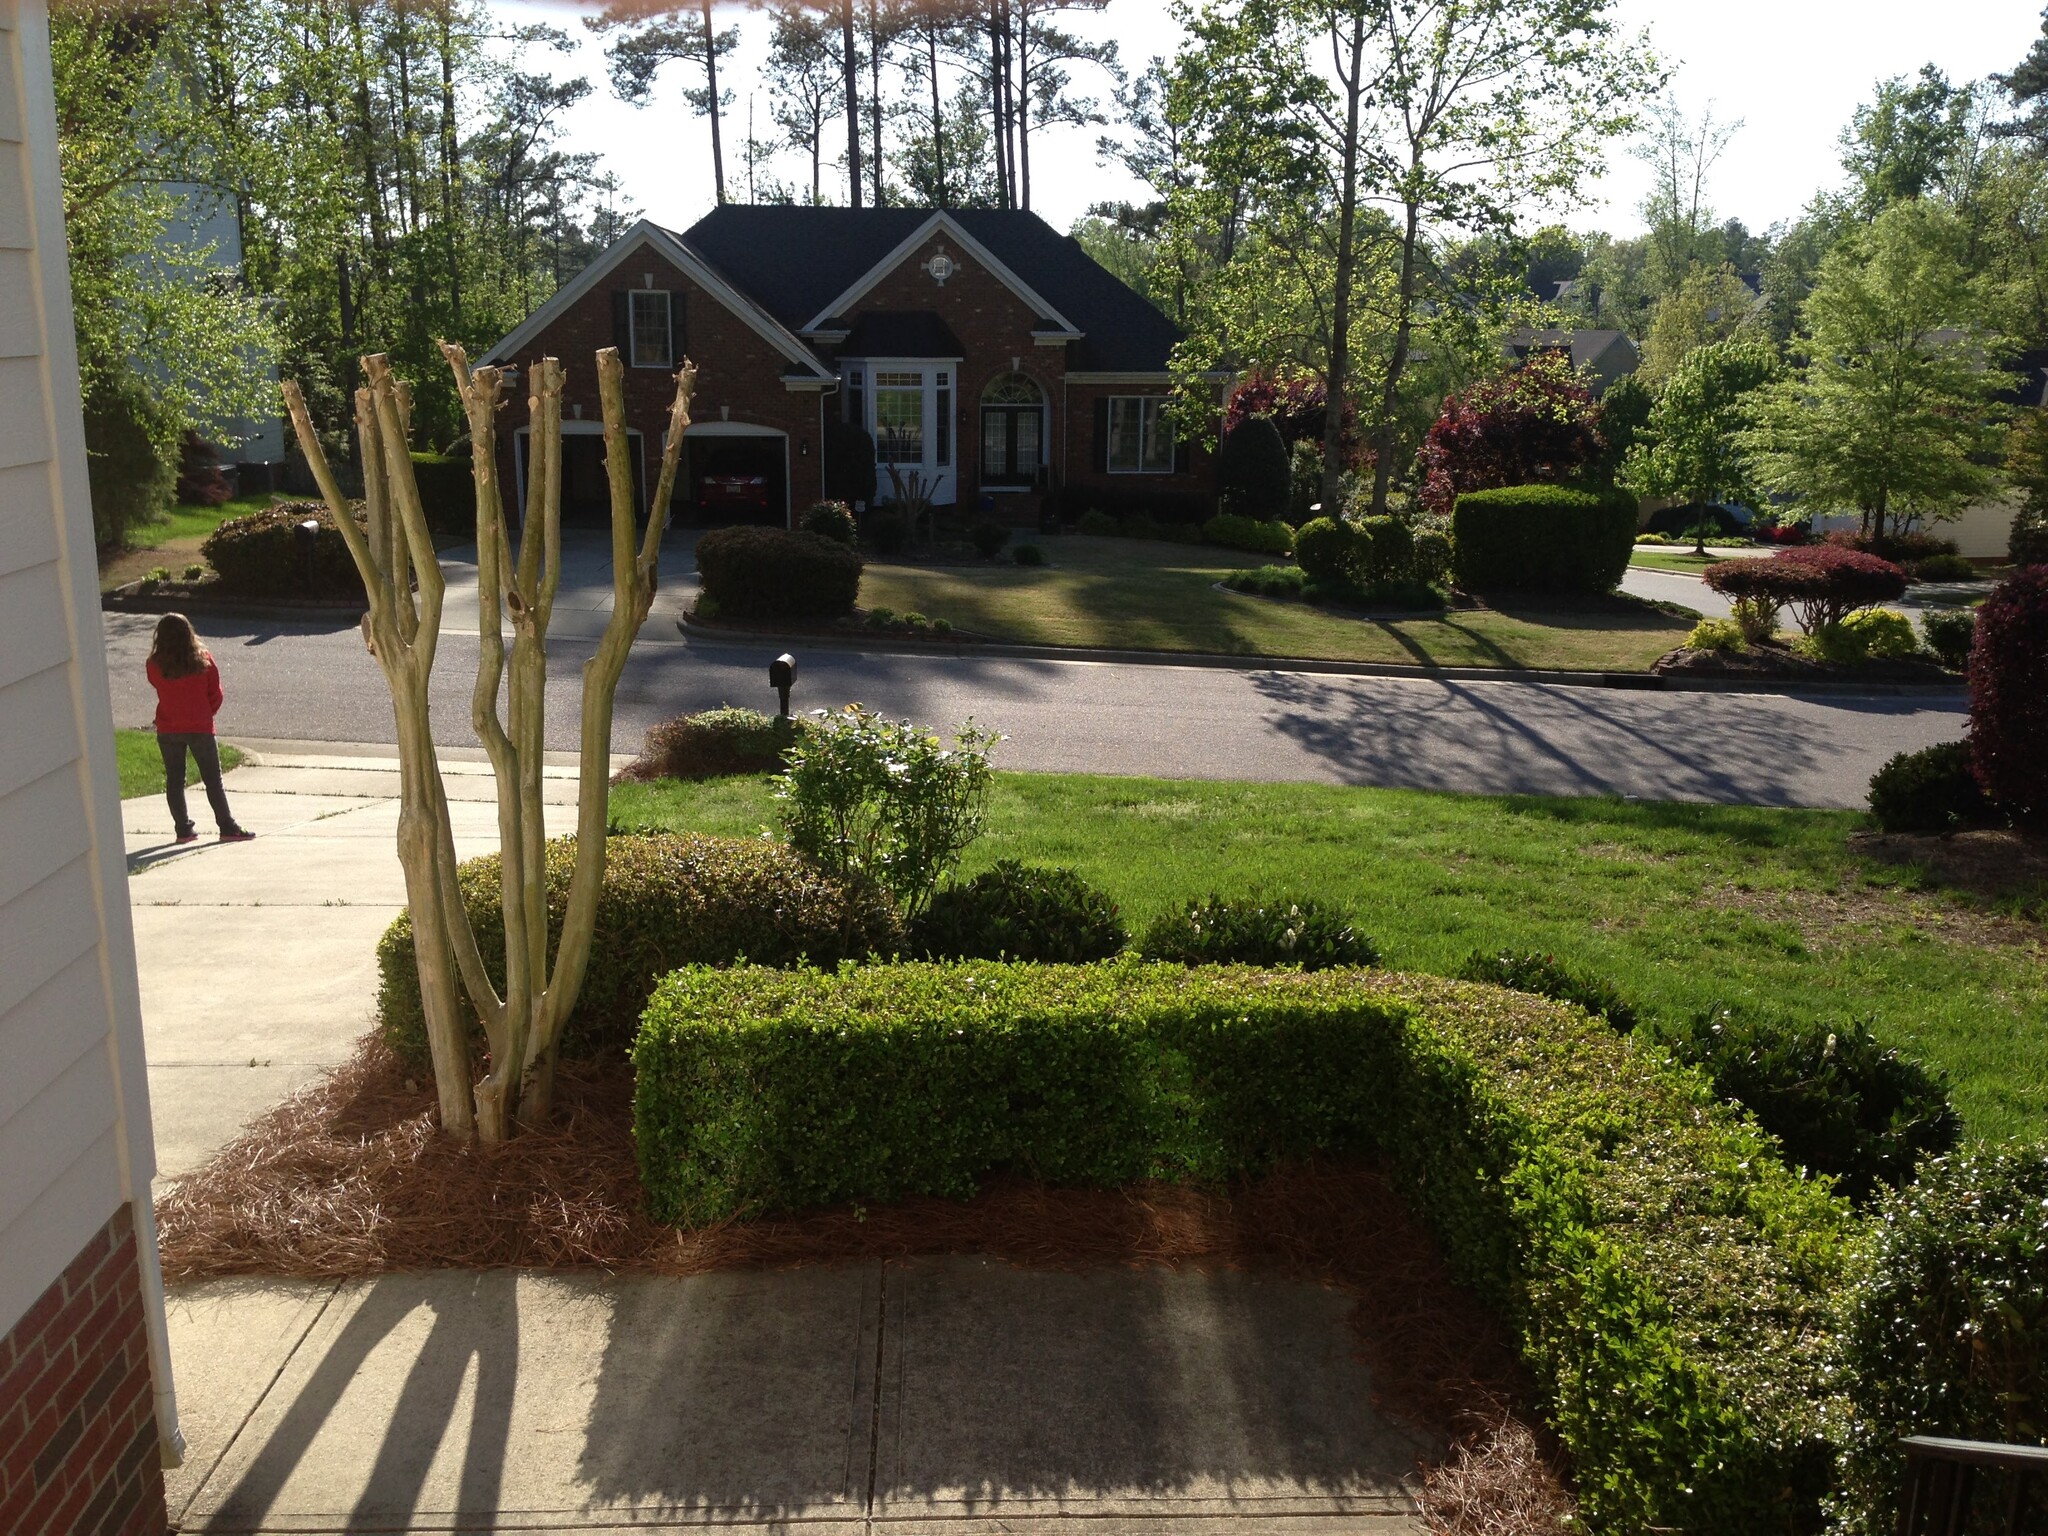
982, 372, 1044, 406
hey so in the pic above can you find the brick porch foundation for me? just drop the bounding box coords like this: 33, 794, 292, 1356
1, 1204, 168, 1536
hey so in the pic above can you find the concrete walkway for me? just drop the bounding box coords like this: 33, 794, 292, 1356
123, 750, 591, 1182
165, 1265, 1428, 1533
134, 753, 1430, 1532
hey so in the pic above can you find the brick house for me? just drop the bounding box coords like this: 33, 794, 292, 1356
479, 206, 1211, 528
4, 4, 183, 1534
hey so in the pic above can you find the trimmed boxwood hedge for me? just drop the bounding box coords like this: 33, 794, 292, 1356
694, 525, 863, 622
634, 961, 1849, 1534
377, 833, 900, 1064
1451, 484, 1637, 594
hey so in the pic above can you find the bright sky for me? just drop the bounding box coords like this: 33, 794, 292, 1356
502, 0, 2044, 240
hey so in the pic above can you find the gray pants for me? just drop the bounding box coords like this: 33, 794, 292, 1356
159, 733, 240, 836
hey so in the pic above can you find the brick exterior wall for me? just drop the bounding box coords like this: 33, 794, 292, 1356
0, 1205, 166, 1536
495, 227, 1215, 530
492, 242, 831, 524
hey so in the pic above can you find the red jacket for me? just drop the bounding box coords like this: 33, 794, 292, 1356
148, 656, 224, 735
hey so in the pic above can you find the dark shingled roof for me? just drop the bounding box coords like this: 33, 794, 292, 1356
670, 207, 1182, 373
837, 311, 965, 359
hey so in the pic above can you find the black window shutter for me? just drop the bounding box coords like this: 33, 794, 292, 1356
1093, 397, 1109, 473
612, 291, 631, 360
668, 292, 687, 365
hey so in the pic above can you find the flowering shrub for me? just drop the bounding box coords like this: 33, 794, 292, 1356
775, 705, 999, 918
1967, 566, 2048, 821
1223, 369, 1361, 461
1417, 351, 1606, 517
1702, 546, 1908, 633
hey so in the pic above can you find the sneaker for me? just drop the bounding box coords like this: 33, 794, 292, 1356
219, 830, 256, 844
174, 831, 200, 845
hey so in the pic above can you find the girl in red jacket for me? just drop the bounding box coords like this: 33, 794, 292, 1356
146, 615, 252, 845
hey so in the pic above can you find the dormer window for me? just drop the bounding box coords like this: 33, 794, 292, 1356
629, 290, 672, 368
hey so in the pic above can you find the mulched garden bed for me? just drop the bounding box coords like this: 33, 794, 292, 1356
156, 1034, 1572, 1534
1851, 826, 2048, 912
685, 607, 990, 644
1653, 641, 1955, 683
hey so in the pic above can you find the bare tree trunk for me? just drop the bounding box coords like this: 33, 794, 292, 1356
1369, 197, 1422, 518
928, 27, 946, 205
282, 344, 697, 1141
841, 0, 862, 207
702, 0, 727, 203
866, 0, 885, 206
1321, 14, 1365, 513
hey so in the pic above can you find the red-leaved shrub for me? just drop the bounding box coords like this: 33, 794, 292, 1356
1702, 546, 1908, 633
1967, 566, 2048, 821
1223, 370, 1363, 462
1416, 351, 1606, 518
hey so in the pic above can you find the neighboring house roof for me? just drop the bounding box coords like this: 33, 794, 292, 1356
838, 311, 966, 359
1502, 328, 1640, 374
674, 206, 1185, 373
479, 220, 834, 380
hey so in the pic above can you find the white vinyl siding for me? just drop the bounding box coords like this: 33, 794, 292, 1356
0, 0, 167, 1414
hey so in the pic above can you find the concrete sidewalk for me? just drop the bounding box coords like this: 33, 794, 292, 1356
123, 748, 597, 1182
165, 1264, 1429, 1533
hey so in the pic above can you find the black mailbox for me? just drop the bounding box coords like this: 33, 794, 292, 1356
769, 653, 796, 719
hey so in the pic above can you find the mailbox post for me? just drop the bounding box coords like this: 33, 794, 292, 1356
769, 653, 797, 720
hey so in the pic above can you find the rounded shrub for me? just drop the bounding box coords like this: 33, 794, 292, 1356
799, 499, 859, 546
1012, 543, 1046, 567
1201, 512, 1294, 556
1684, 617, 1745, 652
410, 452, 475, 536
1834, 1147, 2048, 1535
1968, 567, 2048, 822
376, 832, 902, 1065
1075, 510, 1119, 537
1839, 607, 1918, 660
1291, 517, 1357, 587
1866, 741, 1991, 834
1410, 526, 1453, 587
616, 706, 807, 782
1355, 515, 1414, 585
1138, 895, 1378, 970
1214, 415, 1290, 520
1221, 564, 1307, 598
1449, 484, 1638, 594
1703, 547, 1908, 633
201, 500, 368, 598
969, 520, 1011, 558
912, 861, 1127, 962
866, 510, 909, 556
1657, 1005, 1958, 1206
1457, 948, 1638, 1032
695, 525, 862, 622
1909, 552, 1977, 583
1919, 607, 1976, 671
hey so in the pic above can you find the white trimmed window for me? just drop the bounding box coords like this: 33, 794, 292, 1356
629, 290, 672, 368
1107, 396, 1175, 473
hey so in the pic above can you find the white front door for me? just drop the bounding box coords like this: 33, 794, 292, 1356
864, 363, 957, 507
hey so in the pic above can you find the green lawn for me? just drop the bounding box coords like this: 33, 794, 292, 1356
861, 536, 1695, 671
1629, 549, 1734, 573
115, 728, 244, 799
100, 495, 278, 591
610, 770, 2048, 1141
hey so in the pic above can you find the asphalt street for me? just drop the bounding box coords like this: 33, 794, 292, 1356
103, 611, 1965, 809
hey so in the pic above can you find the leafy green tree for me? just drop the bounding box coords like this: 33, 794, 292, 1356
1743, 200, 2013, 541
1624, 338, 1777, 516
1638, 263, 1760, 386
1634, 94, 1742, 296
1997, 7, 2048, 153
1843, 66, 1974, 211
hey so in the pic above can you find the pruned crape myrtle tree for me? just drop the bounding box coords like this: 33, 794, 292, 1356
281, 345, 697, 1142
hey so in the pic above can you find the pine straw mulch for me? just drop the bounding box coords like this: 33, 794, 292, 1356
156, 1036, 1573, 1535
